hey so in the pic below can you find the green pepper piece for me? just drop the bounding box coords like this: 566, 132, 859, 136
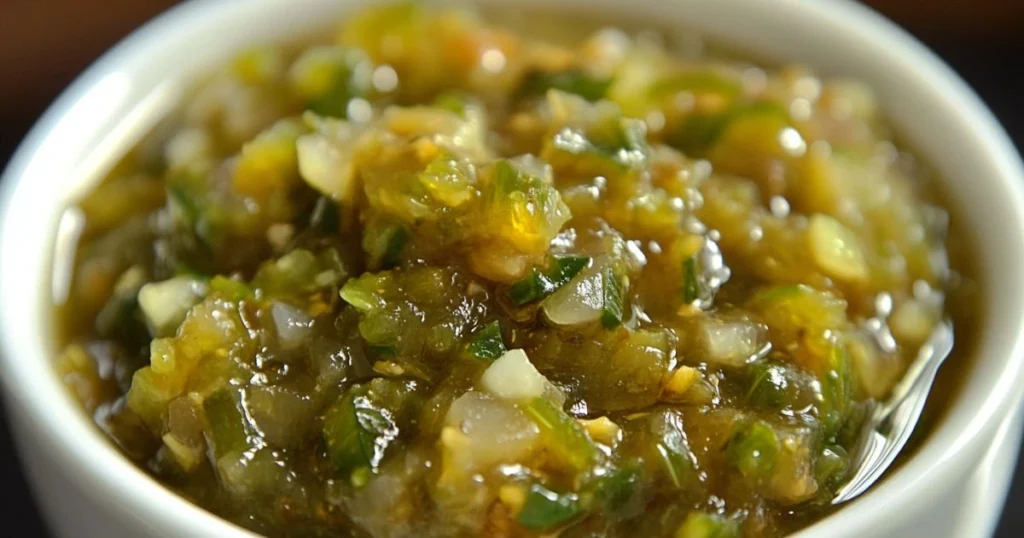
815, 444, 850, 492
520, 69, 613, 101
591, 461, 646, 520
433, 91, 469, 116
208, 275, 252, 302
650, 410, 696, 489
671, 101, 789, 155
516, 483, 581, 531
650, 72, 741, 99
523, 398, 599, 473
675, 512, 740, 538
746, 362, 792, 408
339, 274, 385, 311
203, 387, 253, 459
726, 419, 780, 481
821, 339, 852, 441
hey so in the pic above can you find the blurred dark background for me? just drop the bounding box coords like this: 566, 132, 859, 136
0, 0, 1021, 535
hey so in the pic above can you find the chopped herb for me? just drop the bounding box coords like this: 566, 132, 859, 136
683, 256, 701, 304
591, 461, 646, 520
466, 321, 506, 360
380, 227, 408, 269
516, 483, 581, 530
550, 256, 591, 288
322, 392, 399, 476
507, 256, 591, 306
601, 267, 624, 328
167, 181, 200, 227
309, 196, 341, 234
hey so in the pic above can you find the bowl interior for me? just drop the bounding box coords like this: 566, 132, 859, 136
1, 0, 1023, 536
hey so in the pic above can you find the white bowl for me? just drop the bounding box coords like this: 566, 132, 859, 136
2, 0, 1023, 536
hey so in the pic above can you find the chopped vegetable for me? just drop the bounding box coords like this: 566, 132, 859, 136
203, 387, 253, 459
682, 256, 701, 304
541, 268, 604, 326
481, 349, 549, 400
523, 397, 600, 473
807, 214, 869, 282
726, 419, 780, 483
675, 512, 739, 538
601, 266, 625, 328
441, 391, 540, 480
591, 461, 646, 520
698, 316, 768, 368
322, 379, 422, 478
651, 410, 696, 489
516, 483, 581, 530
137, 276, 207, 337
508, 255, 591, 306
520, 69, 613, 101
662, 365, 700, 401
466, 321, 507, 360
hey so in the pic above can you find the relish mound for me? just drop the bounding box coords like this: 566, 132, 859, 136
58, 3, 956, 537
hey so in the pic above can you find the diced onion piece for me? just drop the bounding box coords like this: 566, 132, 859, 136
847, 332, 900, 399
889, 299, 936, 346
296, 131, 358, 202
442, 391, 540, 478
165, 128, 212, 170
807, 214, 868, 282
481, 349, 549, 401
270, 301, 313, 350
699, 318, 767, 368
541, 270, 603, 326
138, 277, 207, 337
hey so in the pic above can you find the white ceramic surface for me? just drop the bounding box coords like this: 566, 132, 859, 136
2, 0, 1023, 537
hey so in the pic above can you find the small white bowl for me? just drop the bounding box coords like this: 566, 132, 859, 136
2, 0, 1023, 536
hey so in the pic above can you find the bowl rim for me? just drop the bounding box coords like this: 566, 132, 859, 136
2, 0, 1023, 536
